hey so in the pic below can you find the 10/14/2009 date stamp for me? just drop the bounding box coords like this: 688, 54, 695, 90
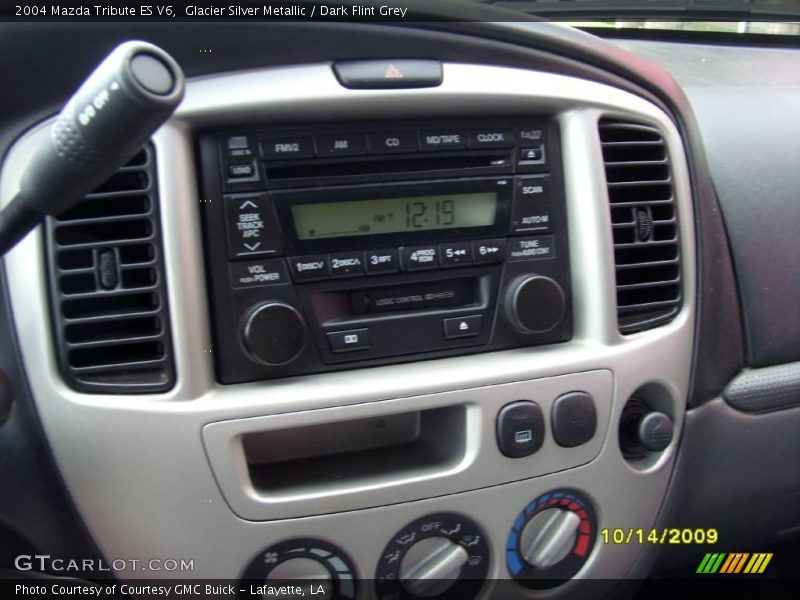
601, 528, 718, 545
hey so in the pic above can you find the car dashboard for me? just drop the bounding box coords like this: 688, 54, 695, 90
0, 12, 798, 600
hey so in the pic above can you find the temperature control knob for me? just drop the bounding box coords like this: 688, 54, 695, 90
502, 275, 565, 334
240, 301, 307, 366
507, 489, 597, 589
399, 537, 468, 598
520, 509, 581, 569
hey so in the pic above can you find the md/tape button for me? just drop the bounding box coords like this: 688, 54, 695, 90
327, 328, 371, 353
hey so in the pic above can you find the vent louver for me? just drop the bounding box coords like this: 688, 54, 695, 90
599, 119, 681, 334
45, 145, 175, 393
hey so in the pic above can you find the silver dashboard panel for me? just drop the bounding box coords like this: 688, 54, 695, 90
1, 61, 695, 596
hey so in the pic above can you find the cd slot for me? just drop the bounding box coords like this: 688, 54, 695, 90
265, 151, 511, 183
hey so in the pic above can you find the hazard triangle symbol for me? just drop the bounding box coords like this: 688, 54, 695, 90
384, 64, 405, 79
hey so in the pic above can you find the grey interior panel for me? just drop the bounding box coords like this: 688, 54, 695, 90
620, 41, 800, 368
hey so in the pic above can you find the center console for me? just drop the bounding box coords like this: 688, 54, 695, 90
1, 57, 695, 600
198, 118, 571, 383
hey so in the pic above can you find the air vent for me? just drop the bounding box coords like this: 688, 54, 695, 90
45, 145, 175, 393
599, 119, 681, 334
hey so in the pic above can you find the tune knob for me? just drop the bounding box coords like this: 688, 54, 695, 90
520, 509, 581, 569
502, 275, 565, 334
240, 301, 307, 366
398, 537, 468, 598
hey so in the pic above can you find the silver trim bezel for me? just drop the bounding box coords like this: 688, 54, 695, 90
1, 62, 696, 591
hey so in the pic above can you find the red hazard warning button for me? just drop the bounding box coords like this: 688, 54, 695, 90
333, 60, 443, 89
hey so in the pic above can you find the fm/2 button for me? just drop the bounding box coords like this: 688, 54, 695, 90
497, 400, 545, 458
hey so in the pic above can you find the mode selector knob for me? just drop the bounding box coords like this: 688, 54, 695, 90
398, 537, 469, 598
520, 508, 581, 569
240, 301, 307, 367
502, 275, 565, 334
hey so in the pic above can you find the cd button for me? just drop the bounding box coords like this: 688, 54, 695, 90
402, 245, 439, 271
329, 252, 365, 278
367, 131, 418, 154
327, 328, 370, 353
443, 315, 482, 339
288, 255, 329, 281
365, 248, 400, 274
440, 242, 473, 267
314, 133, 367, 157
473, 239, 507, 264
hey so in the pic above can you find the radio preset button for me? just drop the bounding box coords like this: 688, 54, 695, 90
224, 194, 282, 259
511, 176, 553, 234
365, 248, 400, 274
368, 131, 418, 154
288, 255, 330, 282
440, 242, 473, 267
443, 315, 482, 339
230, 259, 289, 288
260, 136, 314, 160
329, 252, 365, 278
473, 239, 507, 264
469, 128, 515, 148
327, 328, 370, 353
508, 236, 556, 262
315, 133, 367, 157
420, 130, 467, 151
402, 245, 439, 271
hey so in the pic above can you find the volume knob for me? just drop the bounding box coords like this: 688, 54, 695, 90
502, 275, 565, 334
240, 301, 307, 366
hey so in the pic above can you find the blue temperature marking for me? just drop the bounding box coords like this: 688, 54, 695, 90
508, 529, 519, 550
507, 550, 523, 576
539, 494, 550, 505
513, 513, 525, 531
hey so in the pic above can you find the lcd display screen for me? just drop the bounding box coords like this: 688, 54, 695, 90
291, 192, 498, 240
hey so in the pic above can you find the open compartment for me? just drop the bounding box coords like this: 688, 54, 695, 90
240, 405, 467, 498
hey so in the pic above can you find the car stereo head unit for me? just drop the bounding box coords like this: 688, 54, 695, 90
197, 118, 571, 383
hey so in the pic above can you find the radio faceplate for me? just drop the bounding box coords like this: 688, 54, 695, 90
198, 118, 572, 383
